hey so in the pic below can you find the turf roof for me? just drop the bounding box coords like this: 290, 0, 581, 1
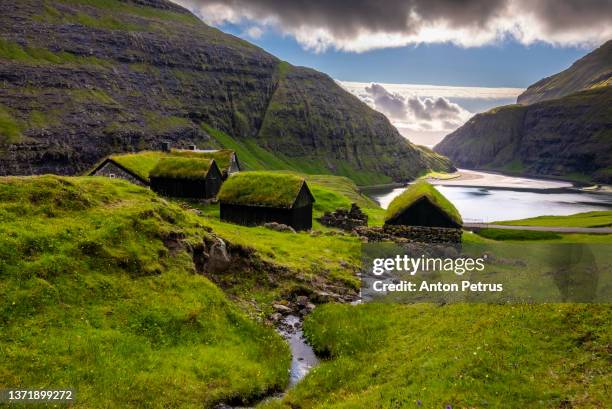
104, 149, 234, 181
385, 181, 462, 225
218, 171, 309, 208
170, 149, 234, 172
149, 157, 214, 180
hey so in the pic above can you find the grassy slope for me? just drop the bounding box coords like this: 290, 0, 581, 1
517, 40, 612, 105
496, 210, 612, 228
193, 173, 383, 291
258, 215, 612, 408
203, 123, 395, 186
0, 176, 290, 408
261, 303, 610, 409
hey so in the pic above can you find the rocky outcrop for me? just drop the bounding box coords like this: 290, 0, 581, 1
318, 203, 368, 231
0, 0, 452, 182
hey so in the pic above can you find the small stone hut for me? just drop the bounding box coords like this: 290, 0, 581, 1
149, 157, 222, 199
218, 172, 315, 230
384, 181, 462, 228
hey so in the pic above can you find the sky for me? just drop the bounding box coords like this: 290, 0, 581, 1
173, 0, 611, 146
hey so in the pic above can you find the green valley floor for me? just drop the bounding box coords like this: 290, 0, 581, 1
0, 175, 610, 408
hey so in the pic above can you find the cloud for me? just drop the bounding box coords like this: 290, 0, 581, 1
359, 83, 472, 132
243, 26, 264, 39
364, 84, 409, 119
173, 0, 612, 52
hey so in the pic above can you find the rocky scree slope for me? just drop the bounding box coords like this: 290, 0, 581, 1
435, 42, 612, 184
0, 0, 451, 183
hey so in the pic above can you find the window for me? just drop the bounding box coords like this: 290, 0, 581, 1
109, 173, 116, 179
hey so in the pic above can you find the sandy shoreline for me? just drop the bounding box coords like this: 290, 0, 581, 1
426, 169, 575, 190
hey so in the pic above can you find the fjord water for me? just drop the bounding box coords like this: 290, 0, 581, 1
367, 171, 612, 223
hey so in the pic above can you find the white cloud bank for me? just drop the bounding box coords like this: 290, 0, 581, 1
339, 81, 524, 146
174, 0, 612, 52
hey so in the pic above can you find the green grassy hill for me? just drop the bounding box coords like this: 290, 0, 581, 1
2, 174, 611, 408
518, 40, 612, 105
0, 176, 290, 408
260, 303, 611, 408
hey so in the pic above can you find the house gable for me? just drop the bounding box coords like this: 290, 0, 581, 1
292, 182, 315, 209
385, 196, 461, 228
90, 159, 149, 186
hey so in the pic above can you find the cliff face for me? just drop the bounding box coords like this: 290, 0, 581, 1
0, 0, 451, 183
435, 40, 612, 184
435, 87, 612, 183
517, 40, 612, 105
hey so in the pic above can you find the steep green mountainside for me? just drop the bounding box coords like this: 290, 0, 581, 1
0, 0, 451, 184
518, 40, 612, 105
435, 87, 612, 183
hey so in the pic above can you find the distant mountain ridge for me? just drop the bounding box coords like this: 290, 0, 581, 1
435, 40, 612, 184
0, 0, 451, 184
518, 40, 612, 105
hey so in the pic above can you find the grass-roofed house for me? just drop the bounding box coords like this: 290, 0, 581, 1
385, 181, 462, 228
218, 172, 315, 230
149, 157, 222, 199
88, 148, 240, 186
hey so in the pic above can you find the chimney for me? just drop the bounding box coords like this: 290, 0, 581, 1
161, 141, 171, 152
188, 144, 197, 151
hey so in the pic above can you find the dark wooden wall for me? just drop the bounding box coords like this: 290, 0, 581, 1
220, 203, 312, 230
385, 197, 461, 228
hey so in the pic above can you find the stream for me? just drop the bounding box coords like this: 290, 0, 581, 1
216, 315, 318, 409
278, 315, 319, 387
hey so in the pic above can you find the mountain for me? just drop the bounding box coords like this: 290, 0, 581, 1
0, 0, 451, 185
435, 42, 612, 184
518, 40, 612, 105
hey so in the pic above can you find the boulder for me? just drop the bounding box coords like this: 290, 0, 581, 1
264, 222, 296, 233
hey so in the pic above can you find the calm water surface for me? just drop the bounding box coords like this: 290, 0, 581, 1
366, 173, 612, 223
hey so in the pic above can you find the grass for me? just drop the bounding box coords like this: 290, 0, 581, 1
259, 303, 611, 408
149, 157, 214, 180
0, 37, 110, 67
385, 181, 462, 225
144, 112, 192, 134
497, 211, 612, 228
203, 124, 395, 186
0, 176, 290, 408
57, 0, 199, 26
0, 105, 23, 145
190, 173, 383, 291
218, 172, 306, 208
476, 228, 562, 241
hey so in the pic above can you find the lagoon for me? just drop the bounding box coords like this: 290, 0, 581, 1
365, 170, 612, 223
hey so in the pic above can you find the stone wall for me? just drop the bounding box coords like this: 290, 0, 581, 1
318, 203, 368, 231
93, 161, 147, 187
355, 225, 461, 244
